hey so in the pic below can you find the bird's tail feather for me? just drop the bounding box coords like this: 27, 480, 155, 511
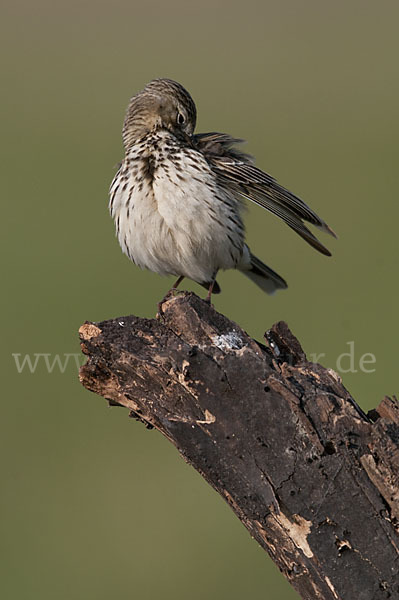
240, 251, 287, 295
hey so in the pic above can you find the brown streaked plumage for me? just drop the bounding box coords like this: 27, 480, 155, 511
109, 78, 336, 303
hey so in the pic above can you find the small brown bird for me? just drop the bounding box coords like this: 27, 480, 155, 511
109, 79, 335, 303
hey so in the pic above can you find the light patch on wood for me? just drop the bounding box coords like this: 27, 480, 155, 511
174, 360, 201, 401
168, 409, 215, 425
211, 331, 244, 351
327, 368, 342, 384
181, 359, 190, 375
325, 576, 339, 598
79, 322, 102, 340
360, 454, 399, 520
275, 513, 313, 558
197, 409, 216, 424
223, 490, 241, 514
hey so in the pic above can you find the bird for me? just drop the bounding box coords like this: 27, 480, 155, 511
109, 78, 336, 306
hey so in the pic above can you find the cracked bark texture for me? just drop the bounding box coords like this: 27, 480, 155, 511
79, 292, 399, 600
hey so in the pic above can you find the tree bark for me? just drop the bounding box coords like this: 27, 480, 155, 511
79, 292, 399, 600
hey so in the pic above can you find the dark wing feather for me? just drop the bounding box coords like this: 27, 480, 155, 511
193, 132, 255, 163
193, 132, 336, 256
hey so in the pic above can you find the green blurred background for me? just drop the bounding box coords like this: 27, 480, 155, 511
2, 1, 398, 598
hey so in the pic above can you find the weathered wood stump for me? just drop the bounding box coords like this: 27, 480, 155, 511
79, 292, 399, 600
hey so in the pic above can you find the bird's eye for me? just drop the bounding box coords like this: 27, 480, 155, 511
177, 113, 185, 125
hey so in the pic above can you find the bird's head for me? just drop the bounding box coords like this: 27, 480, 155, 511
122, 78, 197, 149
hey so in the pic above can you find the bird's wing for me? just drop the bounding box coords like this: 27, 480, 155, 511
193, 132, 255, 163
193, 132, 336, 256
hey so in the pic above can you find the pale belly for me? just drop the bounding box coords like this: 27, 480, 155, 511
110, 139, 245, 284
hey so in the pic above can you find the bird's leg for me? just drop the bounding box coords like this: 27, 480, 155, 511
171, 275, 185, 291
157, 276, 185, 315
204, 277, 217, 304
